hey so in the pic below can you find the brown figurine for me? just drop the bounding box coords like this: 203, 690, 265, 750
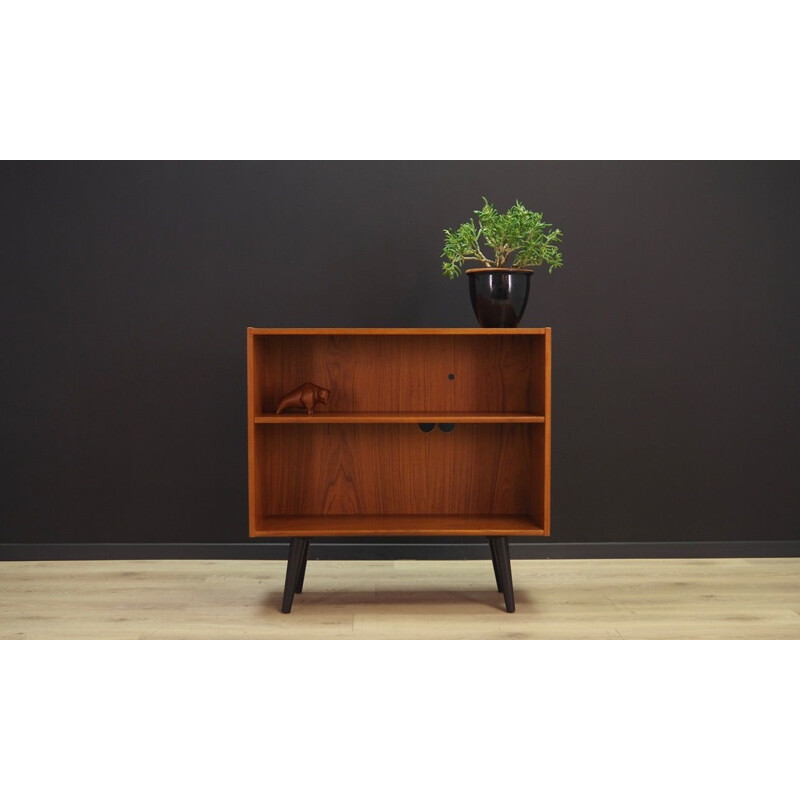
275, 382, 331, 415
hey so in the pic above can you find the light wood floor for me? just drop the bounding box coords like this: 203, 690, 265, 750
1, 557, 799, 639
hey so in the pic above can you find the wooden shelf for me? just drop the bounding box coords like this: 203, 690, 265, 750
255, 412, 545, 424
253, 515, 546, 537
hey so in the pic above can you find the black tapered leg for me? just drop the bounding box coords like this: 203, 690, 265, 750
281, 537, 309, 613
295, 537, 311, 593
487, 537, 503, 593
493, 536, 515, 613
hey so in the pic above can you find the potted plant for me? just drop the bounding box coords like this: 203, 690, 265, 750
442, 198, 564, 327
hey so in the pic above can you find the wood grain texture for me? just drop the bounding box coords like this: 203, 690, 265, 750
247, 329, 551, 539
256, 423, 532, 517
253, 515, 544, 537
255, 412, 545, 424
2, 558, 798, 639
544, 328, 552, 534
247, 329, 257, 536
256, 333, 541, 414
248, 328, 548, 335
529, 329, 552, 532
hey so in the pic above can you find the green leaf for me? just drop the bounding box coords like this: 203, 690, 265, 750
441, 198, 565, 278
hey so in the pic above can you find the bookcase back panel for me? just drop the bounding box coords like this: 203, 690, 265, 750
256, 424, 532, 517
254, 334, 543, 415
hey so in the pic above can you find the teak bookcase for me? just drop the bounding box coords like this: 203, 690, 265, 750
247, 328, 551, 613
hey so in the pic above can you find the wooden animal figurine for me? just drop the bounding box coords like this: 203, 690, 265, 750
275, 382, 331, 415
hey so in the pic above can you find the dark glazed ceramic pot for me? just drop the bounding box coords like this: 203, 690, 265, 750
466, 268, 533, 328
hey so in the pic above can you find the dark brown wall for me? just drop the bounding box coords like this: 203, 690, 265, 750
2, 162, 799, 556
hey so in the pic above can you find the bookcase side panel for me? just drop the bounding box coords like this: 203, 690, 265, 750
528, 332, 550, 533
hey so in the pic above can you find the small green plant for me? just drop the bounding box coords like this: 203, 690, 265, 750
442, 198, 564, 279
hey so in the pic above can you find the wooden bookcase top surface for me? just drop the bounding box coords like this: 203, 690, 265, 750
248, 327, 549, 335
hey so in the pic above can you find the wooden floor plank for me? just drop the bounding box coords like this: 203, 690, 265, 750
0, 558, 798, 639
